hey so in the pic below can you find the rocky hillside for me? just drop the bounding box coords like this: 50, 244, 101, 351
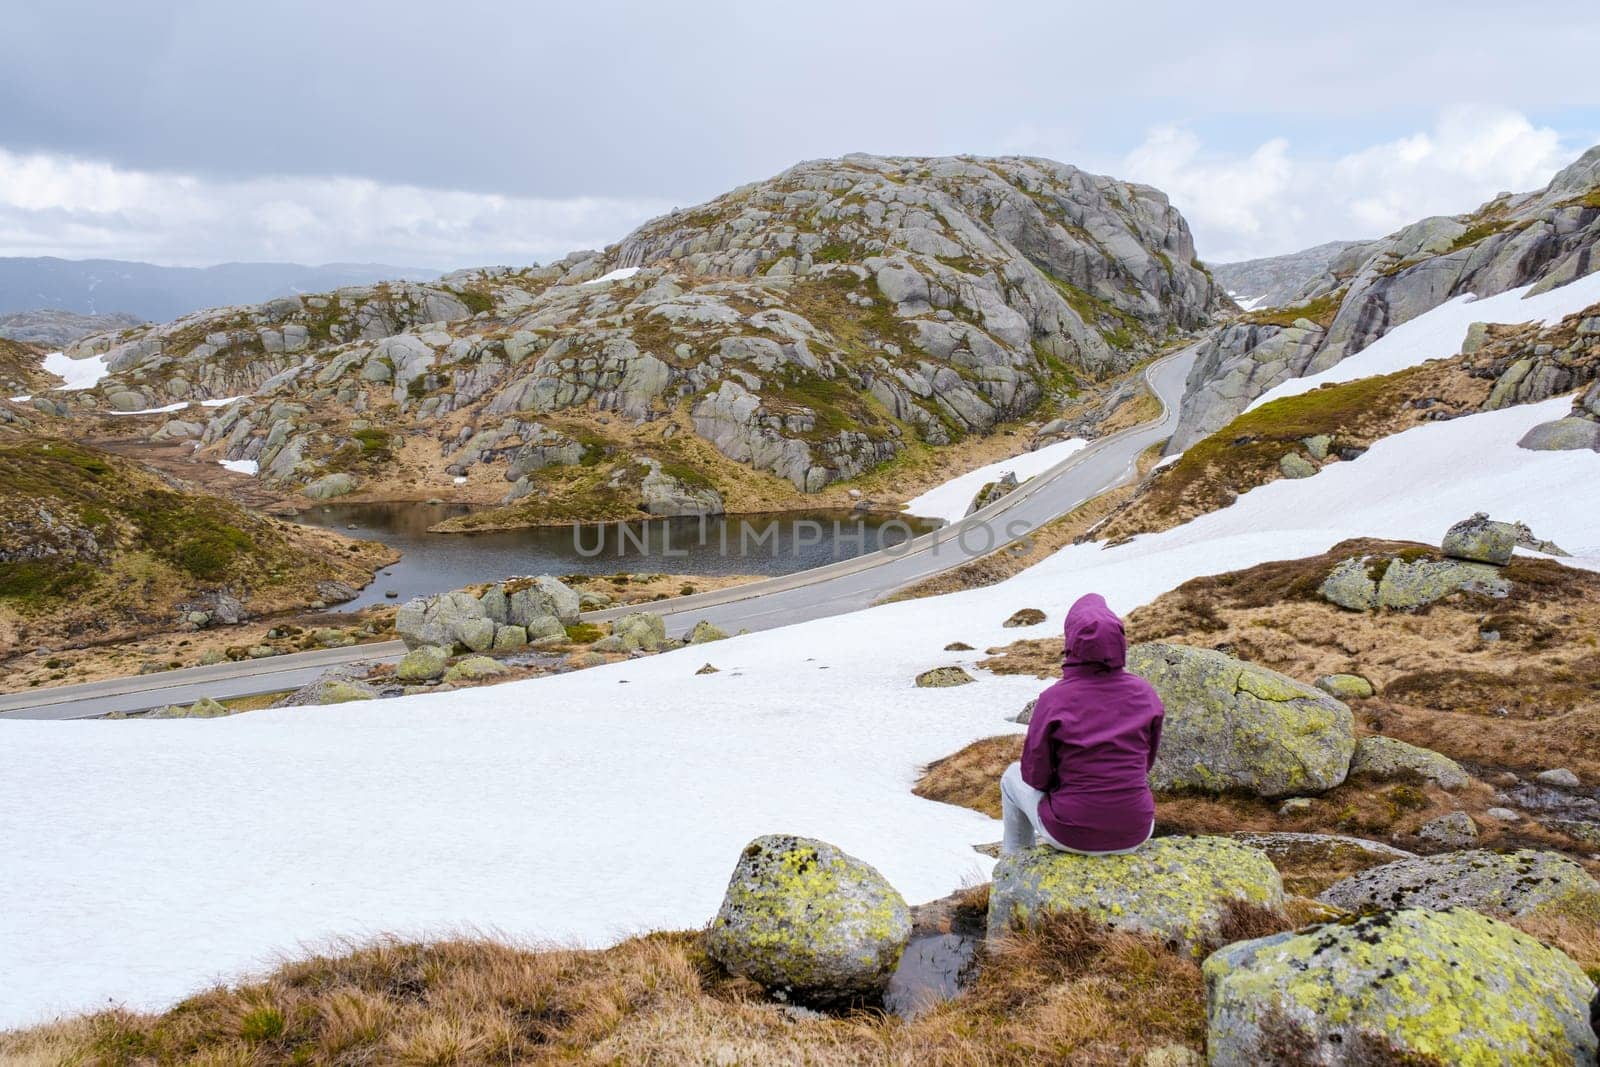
1208, 239, 1373, 309
36, 155, 1219, 522
0, 336, 50, 396
0, 308, 145, 348
0, 438, 390, 653
1172, 145, 1600, 450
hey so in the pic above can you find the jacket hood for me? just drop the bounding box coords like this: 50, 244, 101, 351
1061, 593, 1126, 672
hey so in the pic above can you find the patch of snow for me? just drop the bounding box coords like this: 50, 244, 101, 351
452, 476, 467, 485
200, 396, 248, 408
582, 266, 642, 286
1231, 293, 1267, 312
902, 437, 1088, 523
8, 395, 29, 403
105, 402, 189, 416
1248, 271, 1600, 412
218, 459, 259, 476
1152, 451, 1184, 471
41, 351, 109, 392
1, 397, 1596, 1028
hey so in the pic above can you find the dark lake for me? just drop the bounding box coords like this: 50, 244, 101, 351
292, 502, 942, 611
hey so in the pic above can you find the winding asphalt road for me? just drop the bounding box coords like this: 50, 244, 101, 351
0, 342, 1200, 720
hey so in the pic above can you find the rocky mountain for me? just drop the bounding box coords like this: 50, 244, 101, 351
0, 258, 439, 324
1208, 240, 1374, 309
1172, 145, 1600, 451
0, 309, 146, 348
36, 154, 1220, 522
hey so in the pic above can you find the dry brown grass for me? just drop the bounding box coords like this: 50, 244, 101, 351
1, 917, 1212, 1066
913, 735, 1024, 818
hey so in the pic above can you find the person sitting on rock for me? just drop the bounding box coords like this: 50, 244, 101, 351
1000, 592, 1164, 856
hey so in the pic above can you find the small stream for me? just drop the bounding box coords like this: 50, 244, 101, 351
292, 503, 942, 611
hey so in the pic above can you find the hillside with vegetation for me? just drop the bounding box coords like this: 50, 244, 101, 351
0, 437, 390, 655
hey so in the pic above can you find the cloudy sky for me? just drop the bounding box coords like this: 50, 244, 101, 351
3, 0, 1598, 269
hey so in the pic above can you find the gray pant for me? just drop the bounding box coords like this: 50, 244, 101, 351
999, 762, 1154, 856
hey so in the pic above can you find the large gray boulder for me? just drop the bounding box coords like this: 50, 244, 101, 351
1127, 643, 1355, 797
706, 835, 910, 1004
1519, 416, 1600, 452
611, 612, 667, 651
1319, 554, 1510, 612
988, 836, 1283, 957
1318, 848, 1600, 919
639, 459, 724, 516
1204, 907, 1598, 1067
1347, 735, 1468, 790
1442, 513, 1517, 565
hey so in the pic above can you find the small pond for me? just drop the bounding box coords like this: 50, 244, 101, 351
292, 502, 942, 611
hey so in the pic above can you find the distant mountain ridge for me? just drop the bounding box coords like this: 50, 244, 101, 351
0, 309, 146, 348
1209, 240, 1375, 310
0, 258, 442, 324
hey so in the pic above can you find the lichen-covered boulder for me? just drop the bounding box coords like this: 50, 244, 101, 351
1203, 907, 1598, 1067
1319, 554, 1511, 612
915, 666, 975, 688
396, 589, 496, 653
1319, 558, 1379, 611
396, 645, 449, 683
1377, 557, 1510, 609
706, 835, 910, 1004
149, 696, 232, 718
612, 611, 667, 651
687, 619, 728, 644
492, 624, 528, 651
1442, 512, 1518, 565
986, 836, 1284, 957
1127, 643, 1354, 797
1418, 812, 1478, 847
303, 471, 357, 500
1313, 673, 1374, 700
1318, 848, 1600, 919
506, 576, 581, 627
1348, 736, 1468, 790
1278, 452, 1317, 479
443, 655, 509, 683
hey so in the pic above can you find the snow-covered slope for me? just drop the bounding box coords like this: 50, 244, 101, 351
2, 385, 1595, 1028
40, 350, 109, 391
1248, 270, 1600, 411
902, 437, 1087, 523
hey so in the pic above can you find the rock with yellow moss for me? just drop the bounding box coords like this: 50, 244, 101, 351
1203, 907, 1598, 1066
706, 834, 911, 1004
1318, 848, 1600, 919
986, 835, 1284, 957
1127, 642, 1355, 797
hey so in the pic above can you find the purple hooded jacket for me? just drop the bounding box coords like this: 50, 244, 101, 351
1020, 593, 1164, 852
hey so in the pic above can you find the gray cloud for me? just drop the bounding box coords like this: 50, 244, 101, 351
2, 0, 1598, 265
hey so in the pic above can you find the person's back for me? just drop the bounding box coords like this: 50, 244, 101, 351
1000, 593, 1164, 855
